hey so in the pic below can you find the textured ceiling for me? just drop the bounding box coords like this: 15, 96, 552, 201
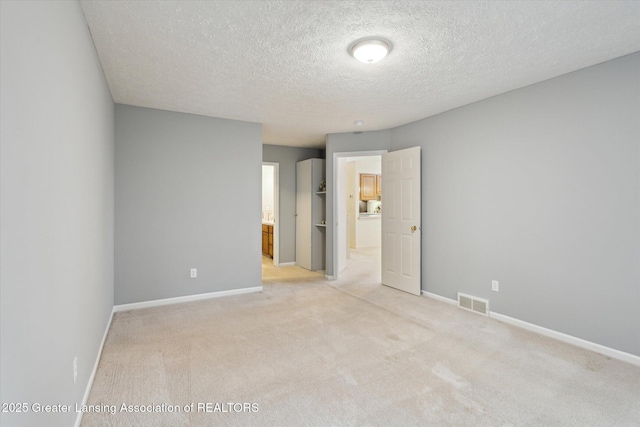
80, 1, 640, 148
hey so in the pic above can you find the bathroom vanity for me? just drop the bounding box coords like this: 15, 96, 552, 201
262, 222, 273, 257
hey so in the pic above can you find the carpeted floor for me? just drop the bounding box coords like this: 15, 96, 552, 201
82, 249, 640, 426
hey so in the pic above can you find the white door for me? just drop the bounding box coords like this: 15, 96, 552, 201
381, 147, 421, 295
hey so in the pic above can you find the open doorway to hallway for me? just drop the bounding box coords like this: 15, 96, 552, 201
262, 163, 278, 268
336, 155, 382, 279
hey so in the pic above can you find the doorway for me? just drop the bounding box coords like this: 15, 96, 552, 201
262, 163, 279, 267
333, 150, 386, 281
333, 147, 422, 294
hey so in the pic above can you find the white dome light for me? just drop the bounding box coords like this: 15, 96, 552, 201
350, 39, 391, 64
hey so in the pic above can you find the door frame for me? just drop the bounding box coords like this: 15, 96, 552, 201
331, 150, 387, 281
262, 162, 279, 266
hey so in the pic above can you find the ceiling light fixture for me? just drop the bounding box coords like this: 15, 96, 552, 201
355, 120, 364, 126
350, 38, 392, 64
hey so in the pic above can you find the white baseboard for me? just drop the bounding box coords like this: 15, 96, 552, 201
325, 274, 336, 280
75, 306, 115, 427
113, 286, 263, 312
422, 291, 640, 367
489, 311, 640, 367
277, 262, 295, 267
422, 291, 457, 305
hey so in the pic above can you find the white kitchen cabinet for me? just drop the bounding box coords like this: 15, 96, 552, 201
296, 158, 325, 271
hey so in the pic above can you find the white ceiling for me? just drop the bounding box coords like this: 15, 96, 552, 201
80, 1, 640, 148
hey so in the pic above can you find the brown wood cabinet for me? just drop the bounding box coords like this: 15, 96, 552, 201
360, 174, 377, 200
360, 173, 382, 200
262, 224, 273, 257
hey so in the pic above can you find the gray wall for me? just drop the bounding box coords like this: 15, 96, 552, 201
325, 131, 391, 276
391, 53, 640, 356
115, 105, 262, 305
0, 1, 115, 426
263, 144, 323, 263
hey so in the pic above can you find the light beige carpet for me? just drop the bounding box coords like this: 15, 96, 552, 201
82, 249, 640, 426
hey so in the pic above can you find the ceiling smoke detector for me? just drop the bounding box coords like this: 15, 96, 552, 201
350, 38, 392, 64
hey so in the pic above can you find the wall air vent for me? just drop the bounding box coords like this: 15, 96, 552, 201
457, 292, 489, 316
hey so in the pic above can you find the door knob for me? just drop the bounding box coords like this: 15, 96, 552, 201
411, 226, 417, 232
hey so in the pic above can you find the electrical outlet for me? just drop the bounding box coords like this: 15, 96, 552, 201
73, 357, 78, 384
190, 268, 197, 278
492, 280, 499, 292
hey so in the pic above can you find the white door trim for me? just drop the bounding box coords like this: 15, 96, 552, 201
262, 162, 279, 266
331, 150, 387, 281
